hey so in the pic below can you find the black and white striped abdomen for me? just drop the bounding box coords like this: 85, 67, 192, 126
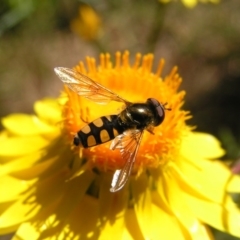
74, 115, 124, 148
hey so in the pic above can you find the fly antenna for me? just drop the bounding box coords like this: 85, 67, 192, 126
162, 102, 171, 111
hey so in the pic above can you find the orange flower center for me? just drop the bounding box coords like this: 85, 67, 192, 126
62, 51, 190, 174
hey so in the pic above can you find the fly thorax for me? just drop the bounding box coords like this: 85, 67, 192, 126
118, 103, 154, 129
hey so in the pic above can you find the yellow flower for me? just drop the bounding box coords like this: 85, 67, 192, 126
159, 0, 220, 8
0, 51, 240, 240
70, 4, 101, 41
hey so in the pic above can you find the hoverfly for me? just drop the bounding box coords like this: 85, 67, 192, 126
54, 67, 170, 192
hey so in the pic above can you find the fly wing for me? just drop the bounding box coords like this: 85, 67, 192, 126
54, 67, 130, 105
110, 129, 144, 192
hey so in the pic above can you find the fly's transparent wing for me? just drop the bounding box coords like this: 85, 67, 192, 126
54, 67, 130, 105
110, 129, 144, 192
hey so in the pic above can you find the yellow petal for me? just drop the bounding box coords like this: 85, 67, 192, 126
124, 209, 144, 240
172, 161, 239, 211
159, 170, 214, 240
0, 130, 9, 140
13, 222, 39, 240
67, 195, 99, 240
15, 196, 99, 240
98, 174, 128, 240
131, 173, 153, 239
12, 172, 96, 239
1, 114, 57, 136
23, 172, 68, 216
175, 155, 237, 203
227, 174, 240, 192
0, 197, 41, 234
151, 191, 190, 240
9, 141, 70, 180
183, 190, 240, 237
0, 152, 46, 176
49, 170, 95, 224
44, 177, 95, 238
181, 132, 225, 160
0, 175, 35, 202
0, 136, 49, 157
34, 98, 62, 123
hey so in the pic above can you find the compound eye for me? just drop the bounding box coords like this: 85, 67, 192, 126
153, 104, 165, 126
148, 98, 160, 107
147, 98, 165, 126
156, 104, 164, 118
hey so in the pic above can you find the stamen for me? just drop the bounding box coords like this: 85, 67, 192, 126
86, 57, 93, 73
100, 53, 105, 69
133, 53, 142, 70
167, 66, 178, 82
106, 53, 111, 69
75, 61, 87, 74
123, 51, 130, 67
147, 54, 154, 73
156, 58, 165, 77
91, 58, 97, 74
115, 51, 121, 69
142, 55, 148, 73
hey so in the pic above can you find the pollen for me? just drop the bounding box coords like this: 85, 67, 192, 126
62, 51, 190, 173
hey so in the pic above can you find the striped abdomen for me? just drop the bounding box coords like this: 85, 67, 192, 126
74, 115, 124, 148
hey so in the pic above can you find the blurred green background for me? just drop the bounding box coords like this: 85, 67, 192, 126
0, 0, 240, 239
